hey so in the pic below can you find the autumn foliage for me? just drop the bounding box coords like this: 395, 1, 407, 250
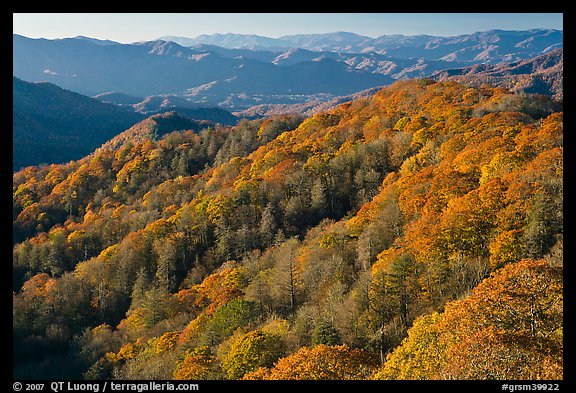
374, 258, 562, 380
244, 344, 376, 380
13, 79, 562, 380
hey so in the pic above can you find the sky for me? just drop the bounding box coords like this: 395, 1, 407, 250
13, 13, 563, 43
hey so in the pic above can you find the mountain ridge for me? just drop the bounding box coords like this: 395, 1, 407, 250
159, 28, 562, 62
14, 29, 562, 112
13, 77, 144, 169
432, 48, 563, 101
93, 92, 239, 125
13, 34, 393, 108
13, 77, 240, 169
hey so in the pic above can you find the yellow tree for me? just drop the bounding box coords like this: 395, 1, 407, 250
372, 312, 446, 380
221, 329, 285, 379
373, 258, 562, 380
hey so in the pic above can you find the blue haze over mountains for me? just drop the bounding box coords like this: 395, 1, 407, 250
159, 29, 562, 60
13, 29, 562, 111
12, 29, 562, 169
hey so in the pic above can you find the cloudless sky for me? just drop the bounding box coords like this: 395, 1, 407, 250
13, 13, 563, 43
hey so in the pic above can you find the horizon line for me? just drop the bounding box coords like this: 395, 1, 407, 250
13, 27, 564, 45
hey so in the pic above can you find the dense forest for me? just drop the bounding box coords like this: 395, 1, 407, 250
12, 79, 563, 380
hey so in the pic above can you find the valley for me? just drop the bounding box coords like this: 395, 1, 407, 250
13, 28, 562, 112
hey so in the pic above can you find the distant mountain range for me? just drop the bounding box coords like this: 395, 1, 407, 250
160, 29, 562, 63
233, 86, 383, 119
432, 48, 563, 101
93, 92, 239, 124
13, 34, 391, 109
12, 29, 563, 169
13, 29, 562, 111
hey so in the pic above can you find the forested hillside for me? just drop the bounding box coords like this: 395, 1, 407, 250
432, 49, 563, 102
13, 77, 144, 169
13, 79, 563, 380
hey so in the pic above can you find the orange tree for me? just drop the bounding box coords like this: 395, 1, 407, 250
244, 344, 377, 380
373, 258, 562, 380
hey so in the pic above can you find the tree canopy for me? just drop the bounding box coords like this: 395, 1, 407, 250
13, 80, 562, 380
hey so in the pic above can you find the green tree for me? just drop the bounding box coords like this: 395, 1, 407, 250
312, 320, 342, 346
202, 299, 256, 345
